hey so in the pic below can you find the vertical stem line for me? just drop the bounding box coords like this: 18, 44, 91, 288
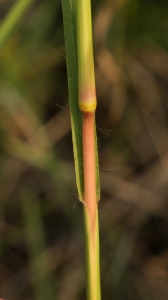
77, 0, 97, 113
82, 112, 97, 231
84, 207, 101, 300
76, 0, 101, 297
82, 112, 101, 300
76, 0, 101, 298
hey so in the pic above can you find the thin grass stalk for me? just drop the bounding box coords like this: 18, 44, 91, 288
82, 113, 101, 300
62, 0, 101, 298
77, 0, 101, 299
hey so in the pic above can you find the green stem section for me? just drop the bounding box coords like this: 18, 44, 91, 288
77, 0, 96, 113
77, 0, 101, 298
84, 207, 101, 300
82, 112, 101, 300
62, 0, 101, 298
0, 0, 34, 50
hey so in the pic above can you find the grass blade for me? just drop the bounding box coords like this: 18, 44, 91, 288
62, 0, 84, 200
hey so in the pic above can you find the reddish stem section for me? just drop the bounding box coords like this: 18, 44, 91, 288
82, 111, 97, 234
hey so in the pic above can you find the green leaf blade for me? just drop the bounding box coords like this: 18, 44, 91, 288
62, 0, 84, 200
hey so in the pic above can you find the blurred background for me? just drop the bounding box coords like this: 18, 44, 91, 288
0, 0, 168, 299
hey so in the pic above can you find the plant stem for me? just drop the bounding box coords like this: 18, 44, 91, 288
82, 112, 97, 227
84, 209, 101, 300
76, 0, 101, 298
82, 113, 101, 300
62, 0, 101, 297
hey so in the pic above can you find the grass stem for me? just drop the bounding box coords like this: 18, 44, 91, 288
77, 0, 101, 297
82, 112, 97, 230
82, 111, 101, 299
62, 0, 101, 298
